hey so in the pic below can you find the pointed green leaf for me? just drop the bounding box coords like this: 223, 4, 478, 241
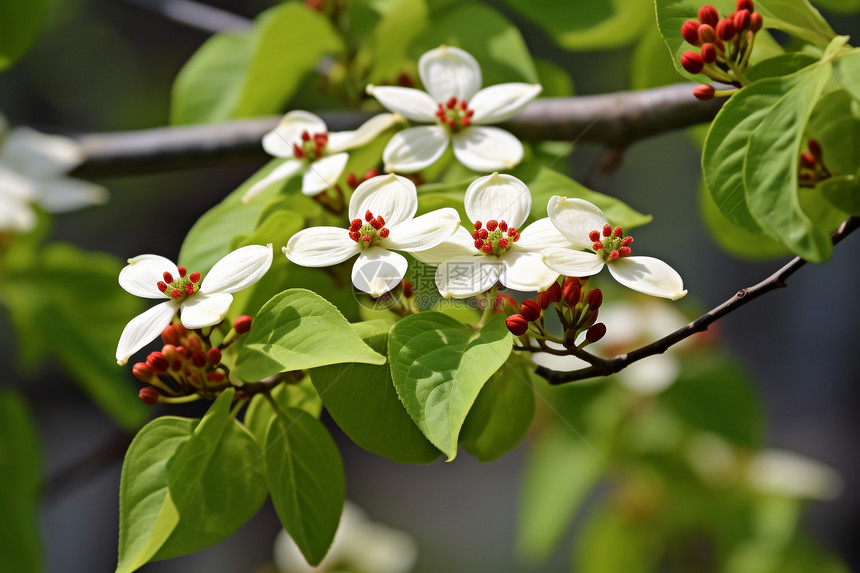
233, 289, 385, 381
755, 0, 836, 47
0, 0, 47, 71
244, 376, 322, 446
264, 408, 345, 566
819, 174, 860, 215
388, 312, 512, 460
460, 361, 535, 462
835, 50, 860, 102
310, 320, 441, 464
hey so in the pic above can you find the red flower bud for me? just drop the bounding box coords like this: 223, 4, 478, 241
401, 280, 413, 298
520, 300, 541, 321
506, 314, 529, 336
536, 292, 550, 310
693, 84, 716, 101
681, 51, 705, 75
161, 323, 180, 345
681, 20, 700, 45
700, 43, 717, 63
234, 315, 253, 334
697, 23, 717, 44
586, 323, 607, 344
749, 12, 763, 32
494, 293, 519, 315
800, 152, 816, 168
186, 335, 202, 352
146, 352, 169, 374
207, 372, 226, 382
132, 362, 154, 382
715, 17, 735, 41
191, 351, 207, 368
587, 289, 603, 310
698, 5, 719, 26
808, 138, 822, 160
346, 172, 358, 189
733, 9, 750, 32
139, 387, 160, 406
736, 0, 753, 11
563, 281, 581, 307
546, 282, 562, 303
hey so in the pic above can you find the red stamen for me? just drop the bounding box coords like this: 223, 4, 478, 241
157, 281, 168, 293
349, 231, 361, 242
362, 235, 372, 244
301, 130, 310, 141
499, 221, 508, 232
507, 227, 517, 236
379, 228, 389, 238
189, 272, 201, 283
619, 247, 632, 256
350, 218, 362, 231
498, 238, 509, 249
479, 229, 488, 239
376, 215, 385, 226
163, 271, 174, 283
170, 288, 182, 299
602, 224, 611, 237
482, 243, 493, 254
446, 96, 457, 109
607, 250, 620, 261
474, 239, 484, 249
486, 220, 498, 231
593, 242, 604, 250
472, 230, 479, 239
613, 226, 623, 237
462, 117, 471, 127
621, 236, 634, 246
184, 283, 195, 296
365, 210, 373, 222
589, 230, 601, 242
474, 221, 482, 230
460, 100, 468, 110
292, 144, 305, 158
177, 265, 187, 278
371, 218, 383, 230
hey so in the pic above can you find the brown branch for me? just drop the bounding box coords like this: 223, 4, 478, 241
535, 216, 860, 385
69, 84, 722, 178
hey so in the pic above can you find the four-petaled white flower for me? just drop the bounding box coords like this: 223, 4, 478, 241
242, 110, 400, 202
0, 121, 108, 232
115, 244, 273, 365
367, 46, 541, 174
283, 173, 460, 296
542, 197, 687, 300
412, 173, 567, 298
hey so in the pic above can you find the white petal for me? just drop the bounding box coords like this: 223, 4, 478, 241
746, 450, 843, 501
34, 178, 109, 213
0, 198, 35, 232
351, 248, 408, 296
618, 355, 680, 395
179, 292, 235, 329
201, 243, 273, 294
452, 126, 524, 172
115, 301, 179, 365
327, 113, 401, 153
348, 173, 418, 226
119, 254, 178, 299
607, 256, 688, 300
542, 249, 605, 277
516, 217, 570, 252
262, 111, 327, 157
385, 208, 460, 252
302, 153, 349, 196
382, 125, 449, 174
464, 172, 531, 228
498, 251, 559, 292
547, 196, 609, 249
242, 159, 304, 203
365, 86, 438, 123
0, 163, 37, 201
470, 83, 542, 124
409, 226, 475, 266
435, 256, 500, 299
2, 127, 84, 177
418, 46, 482, 103
284, 227, 359, 267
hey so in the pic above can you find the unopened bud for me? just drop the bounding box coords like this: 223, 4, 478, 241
693, 84, 716, 101
586, 323, 607, 344
132, 362, 154, 382
506, 314, 529, 336
681, 20, 700, 45
495, 293, 519, 315
234, 315, 253, 334
700, 43, 717, 63
207, 347, 222, 366
207, 372, 226, 382
401, 280, 413, 298
346, 172, 358, 188
733, 9, 750, 31
749, 12, 763, 32
563, 281, 582, 307
191, 351, 207, 368
186, 335, 202, 352
800, 152, 816, 168
161, 323, 180, 345
146, 352, 169, 374
139, 387, 160, 406
546, 282, 562, 303
681, 50, 705, 75
716, 18, 736, 40
535, 292, 550, 310
587, 289, 603, 310
520, 300, 542, 322
808, 138, 822, 160
736, 0, 753, 11
698, 5, 719, 26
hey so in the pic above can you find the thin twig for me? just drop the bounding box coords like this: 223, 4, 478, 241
68, 84, 722, 178
535, 216, 860, 385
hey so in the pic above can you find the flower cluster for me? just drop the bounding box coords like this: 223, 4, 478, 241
680, 1, 763, 100
799, 138, 833, 186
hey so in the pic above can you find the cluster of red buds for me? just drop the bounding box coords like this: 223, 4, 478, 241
799, 138, 833, 186
435, 97, 475, 133
472, 219, 519, 255
133, 315, 253, 405
348, 209, 390, 245
502, 277, 606, 348
681, 1, 763, 100
293, 130, 329, 161
345, 169, 380, 190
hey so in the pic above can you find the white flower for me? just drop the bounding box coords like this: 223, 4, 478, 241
242, 110, 400, 202
0, 125, 108, 232
115, 244, 273, 365
412, 173, 566, 298
283, 173, 460, 296
746, 449, 843, 501
274, 502, 418, 573
542, 197, 688, 300
366, 46, 541, 173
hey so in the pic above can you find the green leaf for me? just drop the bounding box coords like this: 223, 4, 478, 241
414, 3, 537, 84
745, 63, 833, 261
244, 376, 322, 446
755, 0, 836, 47
0, 391, 41, 573
517, 425, 603, 563
388, 312, 512, 460
310, 320, 441, 464
812, 0, 860, 13
834, 50, 860, 103
747, 53, 820, 82
170, 33, 255, 125
264, 408, 345, 566
459, 360, 535, 462
703, 69, 808, 232
656, 0, 739, 82
574, 501, 661, 573
358, 0, 429, 85
631, 22, 688, 90
525, 167, 652, 229
534, 57, 575, 97
0, 0, 47, 71
233, 289, 386, 381
819, 173, 860, 214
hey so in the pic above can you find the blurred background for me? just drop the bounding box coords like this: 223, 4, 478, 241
1, 0, 858, 571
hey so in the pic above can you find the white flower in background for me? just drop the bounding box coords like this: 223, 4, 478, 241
0, 122, 108, 232
412, 173, 566, 298
543, 197, 687, 300
283, 173, 459, 296
366, 45, 541, 173
115, 244, 273, 365
274, 502, 418, 573
242, 111, 400, 202
746, 449, 843, 501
